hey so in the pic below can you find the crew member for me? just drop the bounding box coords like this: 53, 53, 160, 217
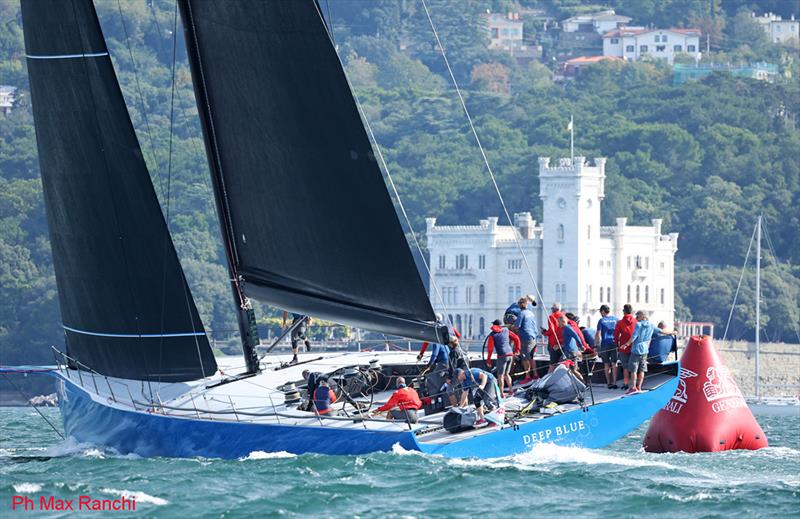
622, 310, 656, 394
313, 379, 337, 416
283, 311, 312, 365
516, 298, 539, 384
614, 304, 637, 391
374, 377, 423, 423
557, 315, 585, 382
594, 305, 619, 389
301, 369, 324, 411
486, 319, 521, 397
417, 314, 460, 361
421, 337, 449, 401
445, 336, 470, 406
455, 367, 498, 425
543, 302, 565, 373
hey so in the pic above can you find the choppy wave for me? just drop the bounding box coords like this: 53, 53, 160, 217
100, 488, 168, 506
13, 483, 42, 493
239, 450, 297, 460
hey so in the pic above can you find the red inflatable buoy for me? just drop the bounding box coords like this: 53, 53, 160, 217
643, 335, 768, 453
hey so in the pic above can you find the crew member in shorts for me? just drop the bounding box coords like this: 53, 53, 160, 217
594, 305, 619, 389
485, 319, 521, 397
622, 310, 656, 394
614, 304, 636, 391
456, 367, 498, 426
515, 298, 539, 384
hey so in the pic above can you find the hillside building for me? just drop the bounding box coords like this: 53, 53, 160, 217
426, 156, 678, 339
0, 86, 17, 116
603, 27, 702, 63
751, 12, 799, 45
561, 10, 632, 34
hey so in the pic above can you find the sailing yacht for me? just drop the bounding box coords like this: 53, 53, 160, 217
12, 0, 679, 458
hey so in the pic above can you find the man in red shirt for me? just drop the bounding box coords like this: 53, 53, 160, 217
373, 377, 423, 423
614, 304, 637, 391
543, 303, 565, 373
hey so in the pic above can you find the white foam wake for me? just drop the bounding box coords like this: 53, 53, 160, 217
13, 483, 43, 493
239, 450, 297, 460
100, 488, 168, 506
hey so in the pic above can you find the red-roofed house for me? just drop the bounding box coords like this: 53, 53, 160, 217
603, 27, 702, 63
563, 55, 624, 76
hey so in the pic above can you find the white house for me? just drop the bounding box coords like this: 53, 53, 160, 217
562, 10, 632, 34
426, 156, 678, 339
751, 12, 799, 45
0, 86, 17, 115
603, 27, 701, 63
485, 12, 539, 61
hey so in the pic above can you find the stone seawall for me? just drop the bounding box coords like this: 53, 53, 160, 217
679, 340, 800, 398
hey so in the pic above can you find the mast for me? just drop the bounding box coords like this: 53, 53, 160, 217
755, 215, 761, 399
178, 0, 260, 374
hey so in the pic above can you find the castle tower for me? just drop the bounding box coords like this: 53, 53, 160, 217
538, 156, 606, 321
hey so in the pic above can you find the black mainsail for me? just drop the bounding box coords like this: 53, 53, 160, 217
22, 0, 217, 382
179, 0, 447, 344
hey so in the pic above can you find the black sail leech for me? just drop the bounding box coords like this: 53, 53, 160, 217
179, 0, 447, 344
21, 0, 217, 381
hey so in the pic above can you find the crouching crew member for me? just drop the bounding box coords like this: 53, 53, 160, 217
313, 379, 338, 416
456, 368, 499, 426
374, 377, 423, 423
486, 319, 520, 397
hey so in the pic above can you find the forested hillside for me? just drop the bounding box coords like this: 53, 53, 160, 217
1, 0, 798, 372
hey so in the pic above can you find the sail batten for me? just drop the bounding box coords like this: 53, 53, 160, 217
22, 0, 217, 381
179, 0, 446, 343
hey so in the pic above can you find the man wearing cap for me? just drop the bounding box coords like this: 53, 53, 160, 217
614, 304, 637, 391
485, 319, 521, 396
594, 305, 619, 389
622, 310, 656, 394
456, 367, 499, 425
374, 377, 423, 423
516, 298, 539, 384
543, 302, 565, 373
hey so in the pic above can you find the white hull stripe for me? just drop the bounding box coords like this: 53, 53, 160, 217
63, 325, 205, 338
26, 52, 109, 60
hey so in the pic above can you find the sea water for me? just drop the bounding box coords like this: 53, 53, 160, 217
1, 407, 798, 517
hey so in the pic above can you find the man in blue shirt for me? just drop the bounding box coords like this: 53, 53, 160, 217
422, 341, 449, 404
594, 305, 619, 389
623, 310, 656, 394
456, 367, 498, 425
557, 314, 585, 382
516, 298, 539, 384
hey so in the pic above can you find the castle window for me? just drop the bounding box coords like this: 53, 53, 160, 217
456, 314, 462, 332
558, 224, 565, 242
468, 315, 473, 338
438, 255, 446, 269
453, 287, 458, 304
645, 257, 650, 269
555, 284, 562, 302
606, 287, 611, 302
559, 258, 564, 269
627, 256, 631, 268
627, 285, 631, 302
636, 285, 641, 303
561, 284, 566, 300
674, 44, 682, 52
599, 286, 603, 302
479, 284, 485, 304
660, 288, 665, 305
626, 45, 634, 52
479, 317, 485, 333
635, 255, 642, 269
587, 225, 591, 240
687, 44, 696, 52
478, 254, 486, 269
508, 259, 522, 270
660, 261, 665, 271
466, 286, 472, 304
645, 286, 650, 303
508, 286, 514, 304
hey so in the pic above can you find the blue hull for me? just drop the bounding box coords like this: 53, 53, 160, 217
55, 370, 678, 459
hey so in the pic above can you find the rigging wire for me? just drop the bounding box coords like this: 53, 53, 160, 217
1, 373, 64, 440
761, 220, 800, 343
311, 0, 456, 336
721, 220, 757, 342
419, 0, 546, 313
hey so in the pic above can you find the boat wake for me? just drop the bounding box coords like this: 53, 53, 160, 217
239, 450, 298, 461
100, 488, 168, 506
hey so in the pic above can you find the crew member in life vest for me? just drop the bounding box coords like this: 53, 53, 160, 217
313, 379, 338, 416
373, 377, 423, 423
614, 304, 637, 391
557, 314, 585, 382
485, 319, 521, 397
543, 302, 565, 373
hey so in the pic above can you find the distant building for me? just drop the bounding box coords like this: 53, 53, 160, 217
751, 12, 799, 45
426, 156, 678, 339
486, 12, 541, 63
603, 27, 702, 64
0, 86, 17, 115
563, 55, 624, 76
673, 62, 779, 85
561, 10, 632, 35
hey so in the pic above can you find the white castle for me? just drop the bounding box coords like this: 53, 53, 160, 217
425, 156, 678, 339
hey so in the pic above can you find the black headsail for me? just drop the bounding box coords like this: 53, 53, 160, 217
21, 0, 217, 381
179, 1, 448, 344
